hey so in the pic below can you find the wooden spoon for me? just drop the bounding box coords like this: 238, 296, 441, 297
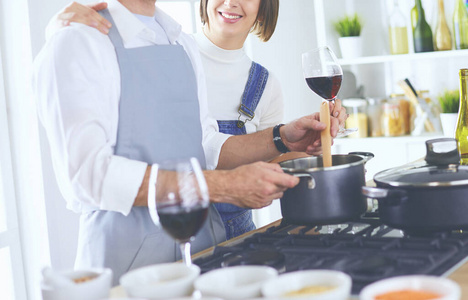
320, 100, 332, 168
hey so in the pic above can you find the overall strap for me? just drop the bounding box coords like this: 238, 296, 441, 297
237, 61, 269, 128
99, 9, 125, 49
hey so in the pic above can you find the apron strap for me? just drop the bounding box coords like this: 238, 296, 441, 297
99, 9, 125, 49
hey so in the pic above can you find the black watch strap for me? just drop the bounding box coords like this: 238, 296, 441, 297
273, 124, 290, 153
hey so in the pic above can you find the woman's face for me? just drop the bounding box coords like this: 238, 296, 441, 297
204, 0, 261, 49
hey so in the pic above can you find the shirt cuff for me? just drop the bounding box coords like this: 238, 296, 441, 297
100, 155, 148, 215
204, 132, 231, 170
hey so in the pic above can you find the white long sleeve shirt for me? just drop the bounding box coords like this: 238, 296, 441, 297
193, 31, 284, 133
33, 0, 229, 216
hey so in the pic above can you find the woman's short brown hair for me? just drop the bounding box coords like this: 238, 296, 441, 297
199, 0, 279, 42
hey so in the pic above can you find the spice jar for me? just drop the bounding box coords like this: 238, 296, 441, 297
381, 100, 404, 136
389, 93, 411, 135
343, 99, 368, 138
367, 98, 383, 137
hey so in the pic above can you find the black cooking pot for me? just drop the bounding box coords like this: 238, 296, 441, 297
363, 138, 468, 232
279, 152, 374, 225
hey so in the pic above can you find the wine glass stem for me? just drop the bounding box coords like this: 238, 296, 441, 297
180, 241, 192, 266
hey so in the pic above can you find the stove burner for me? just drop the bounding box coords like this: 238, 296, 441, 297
194, 219, 468, 295
221, 249, 285, 270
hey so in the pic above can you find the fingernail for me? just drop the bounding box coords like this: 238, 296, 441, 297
334, 111, 339, 117
104, 28, 109, 34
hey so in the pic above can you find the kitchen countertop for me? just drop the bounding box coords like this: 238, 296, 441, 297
109, 219, 468, 299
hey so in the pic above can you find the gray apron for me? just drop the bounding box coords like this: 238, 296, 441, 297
75, 9, 226, 285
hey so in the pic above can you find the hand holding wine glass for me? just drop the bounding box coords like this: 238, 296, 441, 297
148, 158, 210, 266
302, 46, 357, 166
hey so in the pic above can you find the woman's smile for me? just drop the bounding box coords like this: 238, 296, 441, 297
218, 11, 242, 22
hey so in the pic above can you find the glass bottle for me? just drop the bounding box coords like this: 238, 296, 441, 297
434, 0, 452, 51
411, 2, 418, 32
389, 0, 409, 54
456, 69, 468, 165
453, 0, 468, 50
413, 0, 434, 52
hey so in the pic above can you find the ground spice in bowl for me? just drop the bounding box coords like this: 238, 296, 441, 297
375, 289, 441, 300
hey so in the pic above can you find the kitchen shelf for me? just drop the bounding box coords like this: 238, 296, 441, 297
338, 49, 468, 66
314, 0, 468, 97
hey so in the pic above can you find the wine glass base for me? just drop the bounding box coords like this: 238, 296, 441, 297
336, 127, 358, 138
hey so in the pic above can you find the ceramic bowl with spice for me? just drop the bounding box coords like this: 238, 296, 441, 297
194, 265, 278, 299
359, 275, 461, 300
261, 269, 352, 300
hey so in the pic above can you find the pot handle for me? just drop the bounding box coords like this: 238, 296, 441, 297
362, 186, 408, 206
349, 152, 374, 163
291, 173, 316, 189
425, 138, 460, 165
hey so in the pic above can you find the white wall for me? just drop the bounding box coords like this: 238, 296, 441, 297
28, 0, 84, 272
248, 0, 323, 122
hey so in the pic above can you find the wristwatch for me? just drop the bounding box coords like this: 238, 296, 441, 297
273, 124, 290, 153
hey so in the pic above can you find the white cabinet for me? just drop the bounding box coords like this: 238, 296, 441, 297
332, 134, 444, 181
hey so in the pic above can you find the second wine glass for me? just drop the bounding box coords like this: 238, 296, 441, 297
302, 46, 357, 138
302, 46, 343, 101
148, 157, 210, 266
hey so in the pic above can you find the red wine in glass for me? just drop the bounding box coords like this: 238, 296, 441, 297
148, 157, 210, 266
158, 203, 209, 242
305, 75, 343, 101
302, 46, 357, 138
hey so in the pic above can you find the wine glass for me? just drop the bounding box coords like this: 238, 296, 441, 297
302, 46, 357, 138
148, 157, 210, 266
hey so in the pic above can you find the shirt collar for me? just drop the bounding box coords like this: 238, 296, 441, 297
194, 30, 246, 63
106, 0, 182, 45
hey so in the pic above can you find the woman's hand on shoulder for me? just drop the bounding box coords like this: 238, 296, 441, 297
55, 1, 111, 35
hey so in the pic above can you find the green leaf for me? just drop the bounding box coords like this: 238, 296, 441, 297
333, 14, 362, 37
437, 89, 460, 113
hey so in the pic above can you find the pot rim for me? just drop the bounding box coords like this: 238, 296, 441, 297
374, 164, 468, 188
280, 154, 368, 173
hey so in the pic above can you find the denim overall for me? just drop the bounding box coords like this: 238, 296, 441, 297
214, 62, 269, 240
75, 9, 225, 285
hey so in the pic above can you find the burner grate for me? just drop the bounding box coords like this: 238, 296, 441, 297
194, 222, 468, 295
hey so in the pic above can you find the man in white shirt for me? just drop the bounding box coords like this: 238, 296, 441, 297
33, 0, 342, 284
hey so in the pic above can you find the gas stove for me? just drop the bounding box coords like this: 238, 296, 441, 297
193, 214, 468, 295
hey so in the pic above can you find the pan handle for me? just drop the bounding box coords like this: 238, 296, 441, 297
291, 173, 316, 189
349, 152, 374, 163
362, 186, 408, 206
425, 138, 460, 165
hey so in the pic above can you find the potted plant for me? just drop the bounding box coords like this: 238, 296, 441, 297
437, 89, 460, 137
333, 14, 363, 59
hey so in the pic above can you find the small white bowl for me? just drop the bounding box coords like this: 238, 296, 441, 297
359, 275, 461, 300
261, 270, 352, 300
194, 266, 278, 299
119, 262, 200, 299
41, 268, 113, 300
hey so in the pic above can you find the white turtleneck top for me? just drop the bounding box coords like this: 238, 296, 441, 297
193, 31, 284, 134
